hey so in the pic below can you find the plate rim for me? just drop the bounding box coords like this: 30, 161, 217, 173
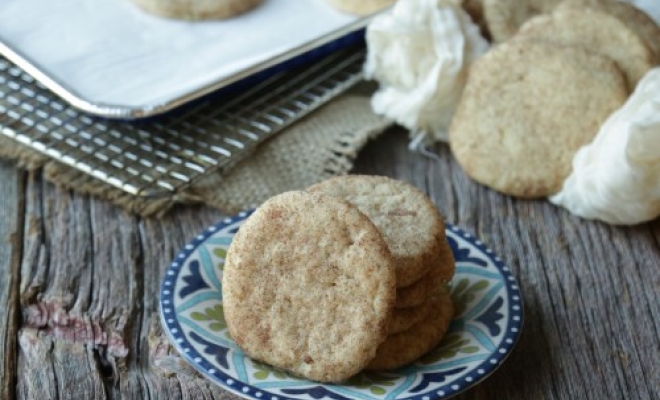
159, 210, 524, 400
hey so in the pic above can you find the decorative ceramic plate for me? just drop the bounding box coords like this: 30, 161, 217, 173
160, 210, 523, 400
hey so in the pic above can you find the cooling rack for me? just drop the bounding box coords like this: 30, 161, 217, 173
0, 45, 366, 197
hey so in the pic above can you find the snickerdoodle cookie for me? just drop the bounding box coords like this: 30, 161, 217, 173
449, 40, 628, 197
366, 286, 454, 370
388, 287, 444, 334
396, 238, 455, 308
555, 0, 660, 63
222, 191, 396, 382
129, 0, 262, 20
483, 0, 562, 42
517, 7, 654, 89
308, 175, 452, 287
325, 0, 394, 15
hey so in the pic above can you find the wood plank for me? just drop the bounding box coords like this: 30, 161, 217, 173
18, 330, 106, 399
0, 160, 24, 400
17, 173, 110, 400
16, 167, 235, 400
132, 205, 237, 400
19, 176, 149, 399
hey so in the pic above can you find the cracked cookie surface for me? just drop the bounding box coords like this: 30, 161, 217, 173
367, 286, 454, 370
450, 40, 627, 197
308, 175, 453, 287
517, 6, 654, 89
222, 191, 396, 383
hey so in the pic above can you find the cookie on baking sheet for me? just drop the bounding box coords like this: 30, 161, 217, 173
449, 40, 628, 198
483, 0, 562, 42
308, 175, 450, 287
222, 191, 396, 383
366, 287, 454, 370
517, 7, 654, 89
396, 238, 455, 309
129, 0, 262, 20
555, 0, 660, 63
325, 0, 395, 15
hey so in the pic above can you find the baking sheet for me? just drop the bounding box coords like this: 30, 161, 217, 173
0, 0, 368, 118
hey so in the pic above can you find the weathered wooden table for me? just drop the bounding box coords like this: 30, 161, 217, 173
0, 128, 658, 400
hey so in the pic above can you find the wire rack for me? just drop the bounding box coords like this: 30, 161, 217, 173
0, 45, 366, 197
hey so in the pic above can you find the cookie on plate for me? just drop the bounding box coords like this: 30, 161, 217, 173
388, 291, 439, 334
396, 239, 454, 309
325, 0, 395, 15
308, 175, 452, 287
517, 7, 654, 89
483, 0, 563, 42
366, 286, 454, 370
449, 40, 628, 198
555, 0, 660, 63
129, 0, 263, 20
222, 191, 396, 382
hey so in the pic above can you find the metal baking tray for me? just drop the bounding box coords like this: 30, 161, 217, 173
0, 44, 367, 197
0, 0, 374, 119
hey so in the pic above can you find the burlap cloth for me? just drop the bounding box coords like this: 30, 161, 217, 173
0, 85, 393, 217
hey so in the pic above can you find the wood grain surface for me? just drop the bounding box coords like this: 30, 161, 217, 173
0, 129, 658, 400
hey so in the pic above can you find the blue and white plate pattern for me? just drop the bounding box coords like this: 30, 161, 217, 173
160, 210, 523, 400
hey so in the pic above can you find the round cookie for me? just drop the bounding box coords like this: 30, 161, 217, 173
517, 7, 654, 89
129, 0, 263, 20
555, 0, 660, 63
396, 238, 455, 309
389, 293, 436, 334
483, 0, 563, 42
308, 175, 449, 287
395, 262, 443, 309
449, 40, 628, 198
366, 287, 454, 370
325, 0, 395, 15
222, 191, 396, 383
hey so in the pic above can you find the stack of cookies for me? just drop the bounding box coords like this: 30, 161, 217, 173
222, 175, 455, 382
307, 175, 456, 371
449, 0, 660, 199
